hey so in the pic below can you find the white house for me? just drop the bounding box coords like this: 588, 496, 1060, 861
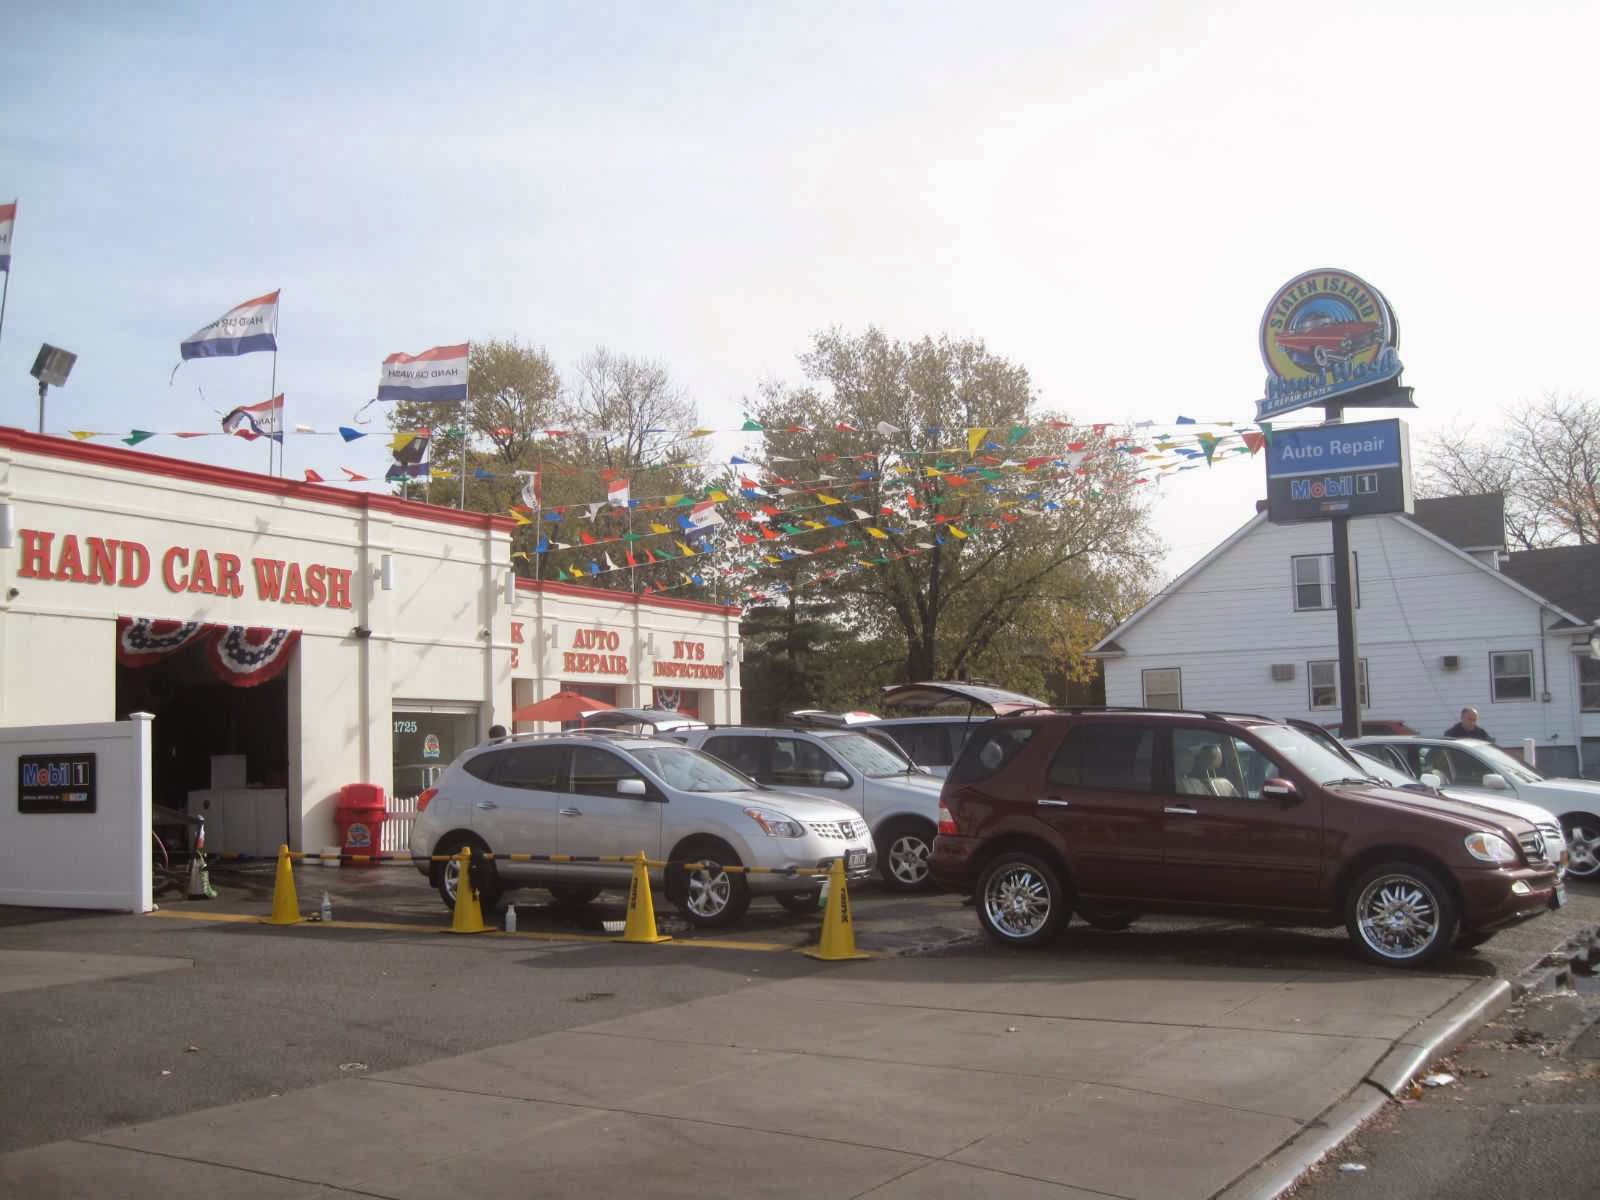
1090, 495, 1600, 778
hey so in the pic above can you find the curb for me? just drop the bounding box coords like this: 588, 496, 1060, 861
1213, 975, 1515, 1200
1512, 923, 1600, 998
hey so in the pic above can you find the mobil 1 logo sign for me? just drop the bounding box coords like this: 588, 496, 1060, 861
18, 753, 97, 814
1266, 418, 1414, 524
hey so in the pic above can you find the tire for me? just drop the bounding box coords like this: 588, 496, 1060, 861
775, 888, 823, 915
1343, 861, 1457, 968
1560, 816, 1600, 879
1455, 930, 1496, 950
548, 886, 602, 906
666, 840, 751, 929
877, 818, 937, 892
432, 833, 502, 913
974, 850, 1068, 948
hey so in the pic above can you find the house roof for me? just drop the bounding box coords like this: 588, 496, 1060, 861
1500, 545, 1600, 626
1406, 493, 1505, 551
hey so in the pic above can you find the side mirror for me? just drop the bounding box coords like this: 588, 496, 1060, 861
1481, 773, 1509, 791
617, 778, 648, 797
1261, 777, 1299, 803
821, 770, 851, 788
1419, 771, 1443, 789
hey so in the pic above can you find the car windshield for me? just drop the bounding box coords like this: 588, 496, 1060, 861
1351, 749, 1418, 788
825, 731, 914, 777
1466, 743, 1544, 783
1251, 723, 1390, 786
629, 747, 755, 792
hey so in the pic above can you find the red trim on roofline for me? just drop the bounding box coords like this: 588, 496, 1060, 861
516, 576, 740, 617
0, 426, 516, 534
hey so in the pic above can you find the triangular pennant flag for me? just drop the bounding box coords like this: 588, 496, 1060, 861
123, 430, 156, 446
340, 467, 368, 481
1242, 431, 1266, 456
966, 428, 989, 456
1198, 433, 1219, 465
338, 426, 365, 442
740, 418, 763, 431
69, 430, 96, 441
303, 469, 325, 482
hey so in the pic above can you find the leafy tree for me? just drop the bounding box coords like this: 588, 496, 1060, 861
1420, 392, 1600, 547
741, 328, 1159, 688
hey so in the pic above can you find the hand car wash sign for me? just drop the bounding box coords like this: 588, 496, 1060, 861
1256, 268, 1409, 421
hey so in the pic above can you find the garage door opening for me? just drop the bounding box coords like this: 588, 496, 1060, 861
114, 618, 297, 856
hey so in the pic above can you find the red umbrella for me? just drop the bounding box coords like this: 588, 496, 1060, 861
511, 690, 615, 723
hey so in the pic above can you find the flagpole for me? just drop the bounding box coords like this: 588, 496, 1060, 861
534, 456, 543, 583
268, 347, 279, 477
457, 400, 468, 509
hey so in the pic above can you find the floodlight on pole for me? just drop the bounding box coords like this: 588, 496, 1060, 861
29, 344, 77, 434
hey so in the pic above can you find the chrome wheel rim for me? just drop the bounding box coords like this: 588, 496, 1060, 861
888, 834, 931, 885
982, 863, 1052, 939
1566, 823, 1600, 877
1355, 874, 1440, 960
686, 866, 732, 917
442, 857, 461, 902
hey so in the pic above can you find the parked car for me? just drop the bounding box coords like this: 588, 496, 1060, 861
673, 724, 943, 890
576, 707, 709, 735
1322, 719, 1417, 736
1351, 736, 1600, 880
410, 731, 875, 927
1347, 745, 1568, 878
930, 710, 1562, 967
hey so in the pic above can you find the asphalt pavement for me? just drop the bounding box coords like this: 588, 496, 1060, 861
0, 868, 1595, 1199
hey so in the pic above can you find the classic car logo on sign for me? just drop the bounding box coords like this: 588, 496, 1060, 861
1257, 269, 1404, 421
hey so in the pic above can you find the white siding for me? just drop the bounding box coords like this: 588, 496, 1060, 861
1104, 514, 1587, 766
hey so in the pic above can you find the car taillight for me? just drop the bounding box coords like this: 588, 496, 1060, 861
938, 804, 958, 835
416, 787, 437, 813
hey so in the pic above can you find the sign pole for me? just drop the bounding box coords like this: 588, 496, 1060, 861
1323, 400, 1363, 738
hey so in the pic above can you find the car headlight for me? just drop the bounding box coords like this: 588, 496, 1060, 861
743, 806, 804, 838
1463, 831, 1519, 864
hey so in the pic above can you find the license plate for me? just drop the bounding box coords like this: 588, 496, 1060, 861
1552, 881, 1566, 908
845, 849, 868, 871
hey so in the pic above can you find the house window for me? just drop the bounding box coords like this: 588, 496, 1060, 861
1292, 553, 1359, 611
1142, 668, 1182, 709
1582, 656, 1600, 712
1490, 651, 1534, 702
1308, 659, 1369, 710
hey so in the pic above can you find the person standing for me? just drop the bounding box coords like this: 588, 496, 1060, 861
1444, 707, 1492, 741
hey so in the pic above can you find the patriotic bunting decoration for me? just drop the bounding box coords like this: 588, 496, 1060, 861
378, 343, 469, 403
180, 290, 280, 359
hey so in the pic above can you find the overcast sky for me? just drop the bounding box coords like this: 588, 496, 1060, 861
4, 0, 1597, 581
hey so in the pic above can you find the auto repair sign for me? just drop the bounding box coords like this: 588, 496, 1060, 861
1257, 269, 1404, 421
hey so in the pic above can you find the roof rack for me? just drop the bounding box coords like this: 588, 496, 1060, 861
485, 728, 653, 746
1031, 705, 1276, 722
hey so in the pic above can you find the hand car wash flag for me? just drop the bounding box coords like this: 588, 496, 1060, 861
180, 290, 280, 358
221, 394, 285, 441
378, 343, 469, 403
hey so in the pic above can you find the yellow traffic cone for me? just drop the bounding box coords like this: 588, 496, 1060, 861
805, 858, 869, 961
263, 844, 303, 925
447, 847, 491, 934
620, 853, 671, 944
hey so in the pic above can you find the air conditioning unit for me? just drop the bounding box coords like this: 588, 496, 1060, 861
1270, 663, 1296, 682
1441, 655, 1460, 671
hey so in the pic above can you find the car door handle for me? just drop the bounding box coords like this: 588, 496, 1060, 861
475, 800, 498, 810
1164, 804, 1199, 815
559, 807, 581, 817
1037, 796, 1071, 808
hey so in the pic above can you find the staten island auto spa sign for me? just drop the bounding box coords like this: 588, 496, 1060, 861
13, 529, 355, 609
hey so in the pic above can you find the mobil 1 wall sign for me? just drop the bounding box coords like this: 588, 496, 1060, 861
18, 752, 97, 814
1265, 418, 1414, 524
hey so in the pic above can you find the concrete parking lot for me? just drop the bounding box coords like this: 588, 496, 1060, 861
1, 869, 1595, 1199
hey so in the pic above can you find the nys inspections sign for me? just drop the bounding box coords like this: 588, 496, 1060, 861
1266, 419, 1413, 524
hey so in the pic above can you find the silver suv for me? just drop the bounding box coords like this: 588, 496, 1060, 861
672, 726, 944, 891
409, 732, 875, 927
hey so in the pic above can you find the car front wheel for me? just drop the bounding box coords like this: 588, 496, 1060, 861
1560, 816, 1600, 879
974, 851, 1067, 948
667, 841, 751, 929
1344, 861, 1457, 968
877, 818, 937, 892
433, 834, 502, 913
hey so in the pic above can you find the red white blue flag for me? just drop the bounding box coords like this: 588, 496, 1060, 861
221, 394, 285, 441
180, 290, 279, 359
0, 201, 15, 272
378, 342, 469, 403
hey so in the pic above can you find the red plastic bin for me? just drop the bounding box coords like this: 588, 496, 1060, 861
334, 783, 387, 866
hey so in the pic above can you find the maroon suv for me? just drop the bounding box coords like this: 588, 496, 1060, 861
929, 711, 1563, 967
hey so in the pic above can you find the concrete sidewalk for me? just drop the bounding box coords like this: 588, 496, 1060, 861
0, 950, 1489, 1200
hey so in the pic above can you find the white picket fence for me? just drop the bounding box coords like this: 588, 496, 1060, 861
381, 794, 419, 854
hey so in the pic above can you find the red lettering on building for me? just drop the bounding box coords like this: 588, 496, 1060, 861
161, 545, 190, 592
571, 627, 622, 652
18, 529, 54, 578
510, 621, 524, 644
562, 650, 629, 675
55, 534, 88, 583
186, 549, 217, 595
214, 553, 243, 598
325, 567, 352, 610
86, 537, 119, 585
252, 558, 285, 600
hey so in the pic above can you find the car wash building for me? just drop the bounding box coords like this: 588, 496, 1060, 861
0, 428, 742, 858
